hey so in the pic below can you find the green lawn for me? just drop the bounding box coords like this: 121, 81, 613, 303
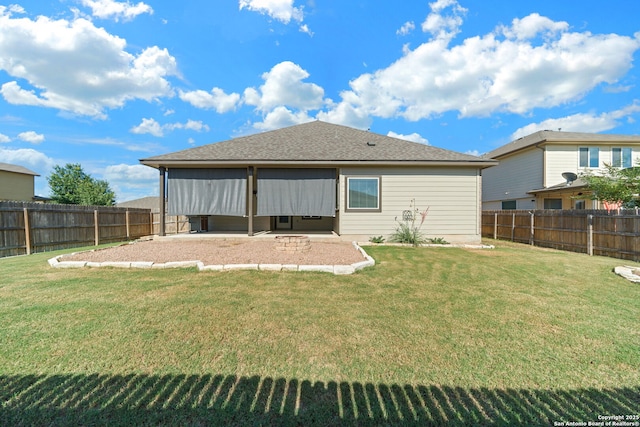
0, 241, 638, 426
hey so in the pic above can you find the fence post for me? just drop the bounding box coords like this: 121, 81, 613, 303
530, 211, 534, 245
23, 208, 32, 255
587, 214, 593, 256
94, 210, 99, 246
125, 210, 131, 240
493, 212, 497, 239
511, 212, 516, 242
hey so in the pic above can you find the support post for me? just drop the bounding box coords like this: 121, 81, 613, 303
159, 167, 166, 237
493, 212, 498, 240
511, 212, 516, 242
248, 166, 254, 236
23, 208, 32, 255
94, 210, 99, 246
587, 214, 593, 256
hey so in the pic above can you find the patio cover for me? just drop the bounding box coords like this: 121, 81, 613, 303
167, 168, 246, 216
257, 168, 336, 216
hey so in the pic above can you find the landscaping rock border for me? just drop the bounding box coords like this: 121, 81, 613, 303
614, 266, 640, 283
48, 241, 375, 275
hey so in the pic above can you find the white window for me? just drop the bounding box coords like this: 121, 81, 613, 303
346, 177, 380, 211
579, 147, 599, 168
612, 148, 632, 168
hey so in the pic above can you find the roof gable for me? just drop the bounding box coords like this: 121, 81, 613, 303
140, 121, 493, 167
0, 162, 39, 176
485, 130, 640, 159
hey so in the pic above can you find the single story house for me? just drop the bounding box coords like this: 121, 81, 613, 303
140, 121, 497, 243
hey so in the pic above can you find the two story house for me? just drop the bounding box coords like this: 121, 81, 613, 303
482, 130, 640, 210
0, 162, 40, 202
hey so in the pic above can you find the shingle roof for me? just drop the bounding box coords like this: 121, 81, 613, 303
140, 121, 495, 167
0, 162, 39, 176
485, 130, 640, 159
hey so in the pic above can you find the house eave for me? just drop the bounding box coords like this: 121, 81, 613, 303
139, 159, 499, 169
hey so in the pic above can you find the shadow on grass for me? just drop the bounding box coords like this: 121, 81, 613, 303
1, 374, 638, 426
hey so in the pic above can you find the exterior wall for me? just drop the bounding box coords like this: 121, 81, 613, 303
338, 166, 482, 243
482, 148, 543, 209
544, 144, 579, 187
291, 216, 333, 231
0, 170, 35, 201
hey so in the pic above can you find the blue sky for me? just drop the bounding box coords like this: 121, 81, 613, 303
1, 0, 640, 202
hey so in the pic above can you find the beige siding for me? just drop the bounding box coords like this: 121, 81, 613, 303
545, 144, 579, 186
339, 166, 481, 243
482, 148, 543, 207
0, 171, 35, 201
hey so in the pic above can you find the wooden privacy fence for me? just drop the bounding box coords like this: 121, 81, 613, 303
0, 201, 152, 258
482, 209, 640, 262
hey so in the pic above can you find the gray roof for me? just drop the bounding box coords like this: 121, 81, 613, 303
485, 130, 640, 159
140, 121, 495, 168
117, 196, 160, 211
528, 177, 588, 194
0, 162, 39, 176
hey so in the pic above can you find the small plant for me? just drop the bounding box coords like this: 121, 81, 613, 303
390, 199, 429, 246
369, 235, 386, 244
427, 237, 449, 245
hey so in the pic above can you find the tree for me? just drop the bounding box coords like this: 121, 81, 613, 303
580, 163, 640, 209
47, 163, 116, 206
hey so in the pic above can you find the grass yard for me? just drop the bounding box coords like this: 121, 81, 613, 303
0, 240, 639, 426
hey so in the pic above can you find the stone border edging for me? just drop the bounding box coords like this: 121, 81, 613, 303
614, 266, 640, 283
48, 241, 375, 275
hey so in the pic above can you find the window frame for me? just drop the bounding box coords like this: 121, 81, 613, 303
544, 198, 563, 210
501, 200, 517, 210
579, 147, 599, 168
612, 147, 632, 168
345, 176, 381, 212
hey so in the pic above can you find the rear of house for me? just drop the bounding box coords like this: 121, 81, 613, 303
140, 121, 496, 243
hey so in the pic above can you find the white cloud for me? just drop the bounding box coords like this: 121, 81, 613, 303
80, 0, 153, 21
397, 21, 415, 36
238, 0, 311, 35
324, 1, 640, 122
130, 118, 210, 137
511, 103, 640, 139
239, 0, 303, 24
244, 61, 324, 112
251, 106, 314, 131
0, 133, 10, 143
0, 148, 55, 172
465, 149, 481, 157
0, 10, 178, 118
103, 163, 158, 203
421, 0, 467, 41
179, 88, 241, 113
131, 118, 164, 137
387, 131, 429, 145
104, 163, 157, 182
17, 131, 45, 144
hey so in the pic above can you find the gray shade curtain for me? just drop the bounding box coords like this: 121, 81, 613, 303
257, 168, 336, 216
167, 168, 246, 216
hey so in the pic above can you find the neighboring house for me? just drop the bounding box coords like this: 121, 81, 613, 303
140, 121, 497, 243
117, 196, 160, 212
0, 162, 40, 202
482, 131, 640, 210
